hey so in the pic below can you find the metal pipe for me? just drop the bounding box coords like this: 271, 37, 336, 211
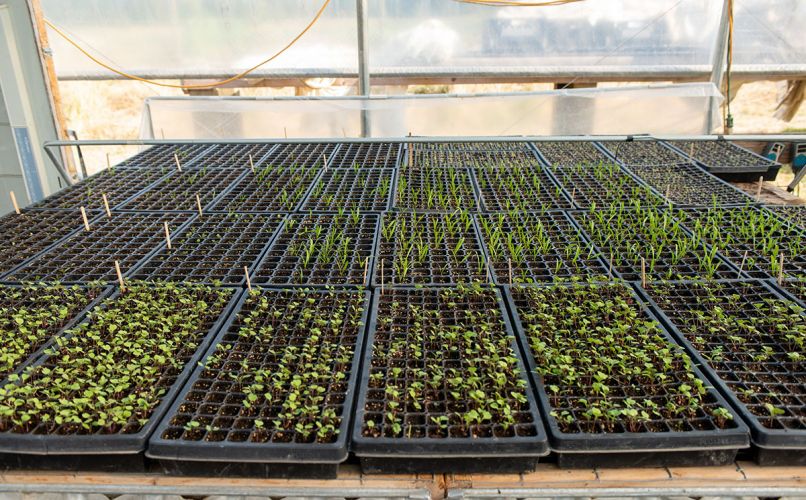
706, 0, 731, 134
356, 0, 370, 137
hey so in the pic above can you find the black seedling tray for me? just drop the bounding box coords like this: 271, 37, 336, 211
768, 205, 806, 232
393, 167, 479, 211
775, 278, 806, 307
192, 143, 277, 169
352, 286, 549, 474
132, 213, 285, 285
30, 167, 170, 211
262, 142, 337, 167
115, 144, 214, 169
639, 280, 806, 464
330, 142, 402, 168
570, 207, 742, 282
532, 141, 612, 168
301, 168, 395, 212
0, 285, 241, 470
549, 164, 665, 209
476, 211, 607, 284
0, 210, 91, 278
407, 148, 540, 169
148, 288, 370, 478
665, 140, 782, 181
623, 162, 756, 208
677, 206, 806, 279
374, 212, 489, 286
472, 165, 573, 212
504, 282, 750, 468
0, 284, 111, 381
4, 212, 194, 284
210, 163, 322, 213
409, 141, 532, 152
119, 168, 246, 212
599, 140, 689, 167
252, 213, 379, 287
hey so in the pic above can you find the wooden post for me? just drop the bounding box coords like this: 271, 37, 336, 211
778, 252, 785, 285
739, 250, 748, 273
174, 153, 182, 172
756, 176, 763, 201
80, 206, 90, 231
195, 193, 203, 216
363, 257, 369, 284
9, 191, 20, 215
248, 154, 255, 173
244, 265, 252, 291
508, 258, 513, 286
641, 256, 647, 288
163, 221, 172, 250
101, 194, 112, 217
114, 260, 125, 291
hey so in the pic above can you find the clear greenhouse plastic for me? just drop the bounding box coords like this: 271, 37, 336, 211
141, 83, 721, 139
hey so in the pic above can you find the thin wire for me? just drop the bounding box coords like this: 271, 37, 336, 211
43, 0, 331, 90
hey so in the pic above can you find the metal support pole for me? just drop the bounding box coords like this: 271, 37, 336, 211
707, 0, 731, 134
356, 0, 370, 137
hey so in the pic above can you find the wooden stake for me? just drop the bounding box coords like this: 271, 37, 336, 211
641, 256, 647, 287
244, 265, 252, 291
739, 249, 748, 273
160, 128, 165, 140
571, 187, 576, 204
322, 154, 328, 170
778, 252, 785, 285
174, 153, 182, 172
248, 154, 255, 173
101, 193, 111, 217
114, 260, 125, 291
80, 206, 90, 231
195, 193, 203, 216
363, 257, 369, 284
106, 153, 111, 169
756, 176, 763, 200
508, 258, 513, 286
9, 191, 20, 215
283, 127, 288, 139
163, 221, 172, 250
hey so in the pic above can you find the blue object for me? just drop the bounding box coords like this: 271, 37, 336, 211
793, 143, 806, 171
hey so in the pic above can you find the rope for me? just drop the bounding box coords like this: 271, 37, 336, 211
43, 0, 331, 90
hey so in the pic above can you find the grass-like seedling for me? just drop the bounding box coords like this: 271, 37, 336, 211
212, 162, 321, 212
511, 283, 737, 434
303, 168, 393, 212
573, 202, 738, 281
0, 284, 103, 378
534, 141, 611, 168
625, 163, 754, 207
769, 205, 806, 232
473, 165, 572, 212
395, 167, 477, 211
477, 211, 605, 283
0, 282, 232, 435
681, 206, 806, 279
120, 168, 244, 211
376, 211, 488, 285
552, 162, 663, 209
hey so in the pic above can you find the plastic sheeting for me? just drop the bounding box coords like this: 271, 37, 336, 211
141, 83, 722, 139
41, 0, 725, 79
732, 0, 806, 67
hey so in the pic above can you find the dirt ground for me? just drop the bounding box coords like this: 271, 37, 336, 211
57, 79, 806, 195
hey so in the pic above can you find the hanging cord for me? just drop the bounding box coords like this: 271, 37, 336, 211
725, 0, 734, 131
454, 0, 582, 5
43, 0, 331, 90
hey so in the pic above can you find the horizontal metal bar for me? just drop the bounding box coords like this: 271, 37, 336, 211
53, 64, 806, 82
452, 487, 806, 498
43, 134, 806, 149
